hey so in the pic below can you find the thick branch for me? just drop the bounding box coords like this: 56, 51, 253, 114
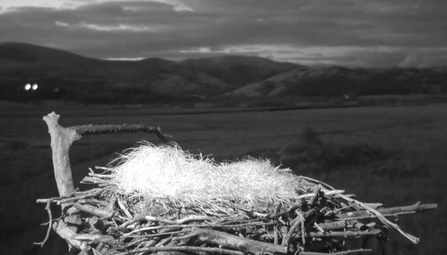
40, 111, 171, 252
43, 112, 80, 197
300, 249, 372, 255
319, 220, 369, 231
338, 202, 438, 219
305, 229, 381, 238
177, 227, 287, 255
52, 220, 86, 251
337, 194, 420, 244
73, 124, 171, 142
112, 246, 245, 255
42, 112, 171, 196
72, 203, 114, 218
376, 202, 437, 214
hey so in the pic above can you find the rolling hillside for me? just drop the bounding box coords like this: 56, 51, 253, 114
0, 42, 446, 105
227, 66, 447, 97
0, 42, 234, 97
182, 55, 298, 87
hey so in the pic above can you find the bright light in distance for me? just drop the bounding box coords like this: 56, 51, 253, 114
24, 83, 31, 90
32, 84, 38, 90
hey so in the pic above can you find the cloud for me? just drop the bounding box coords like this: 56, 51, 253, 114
0, 0, 193, 12
0, 0, 446, 67
55, 21, 169, 32
398, 48, 447, 68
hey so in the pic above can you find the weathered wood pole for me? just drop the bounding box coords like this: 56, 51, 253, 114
43, 112, 80, 197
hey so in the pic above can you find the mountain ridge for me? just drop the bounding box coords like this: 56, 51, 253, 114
1, 42, 446, 104
0, 42, 296, 97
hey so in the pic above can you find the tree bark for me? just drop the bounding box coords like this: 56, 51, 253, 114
43, 112, 80, 198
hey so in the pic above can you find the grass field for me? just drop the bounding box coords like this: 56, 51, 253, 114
0, 101, 446, 255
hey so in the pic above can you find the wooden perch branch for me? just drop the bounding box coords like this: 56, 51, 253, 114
73, 124, 171, 142
42, 111, 170, 197
43, 112, 80, 197
39, 112, 172, 252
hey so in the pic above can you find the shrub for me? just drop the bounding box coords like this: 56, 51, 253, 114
298, 125, 321, 145
279, 126, 390, 174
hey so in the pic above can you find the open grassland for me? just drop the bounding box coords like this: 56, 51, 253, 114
0, 102, 446, 255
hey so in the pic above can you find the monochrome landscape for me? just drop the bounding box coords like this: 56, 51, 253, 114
1, 1, 446, 254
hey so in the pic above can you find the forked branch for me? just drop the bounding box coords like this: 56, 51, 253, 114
39, 111, 170, 251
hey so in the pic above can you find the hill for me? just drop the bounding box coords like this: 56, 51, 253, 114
1, 42, 446, 106
182, 55, 298, 87
227, 65, 447, 98
0, 42, 234, 102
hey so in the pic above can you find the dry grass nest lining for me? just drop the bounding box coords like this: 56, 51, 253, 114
101, 142, 315, 214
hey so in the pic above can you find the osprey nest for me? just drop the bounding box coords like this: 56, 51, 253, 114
36, 112, 437, 255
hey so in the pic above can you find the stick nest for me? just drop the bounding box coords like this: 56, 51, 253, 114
37, 143, 434, 255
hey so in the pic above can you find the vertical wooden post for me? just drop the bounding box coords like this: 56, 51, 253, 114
43, 112, 80, 197
43, 112, 84, 253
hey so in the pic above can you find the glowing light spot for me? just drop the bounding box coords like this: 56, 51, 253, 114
32, 84, 38, 90
24, 83, 31, 91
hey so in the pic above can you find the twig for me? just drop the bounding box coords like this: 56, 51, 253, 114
336, 212, 412, 222
297, 211, 306, 245
117, 198, 133, 219
72, 234, 115, 244
119, 215, 214, 229
284, 208, 318, 246
308, 185, 322, 206
305, 230, 381, 238
337, 194, 420, 244
313, 222, 324, 232
296, 190, 345, 200
375, 202, 437, 214
123, 230, 188, 239
33, 199, 53, 247
274, 226, 280, 245
124, 221, 277, 235
338, 202, 437, 219
57, 190, 103, 205
320, 220, 369, 231
36, 197, 69, 204
35, 189, 103, 205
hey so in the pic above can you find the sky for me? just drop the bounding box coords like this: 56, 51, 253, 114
0, 0, 446, 67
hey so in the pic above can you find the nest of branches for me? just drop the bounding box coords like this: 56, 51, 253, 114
36, 112, 437, 255
37, 144, 437, 255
